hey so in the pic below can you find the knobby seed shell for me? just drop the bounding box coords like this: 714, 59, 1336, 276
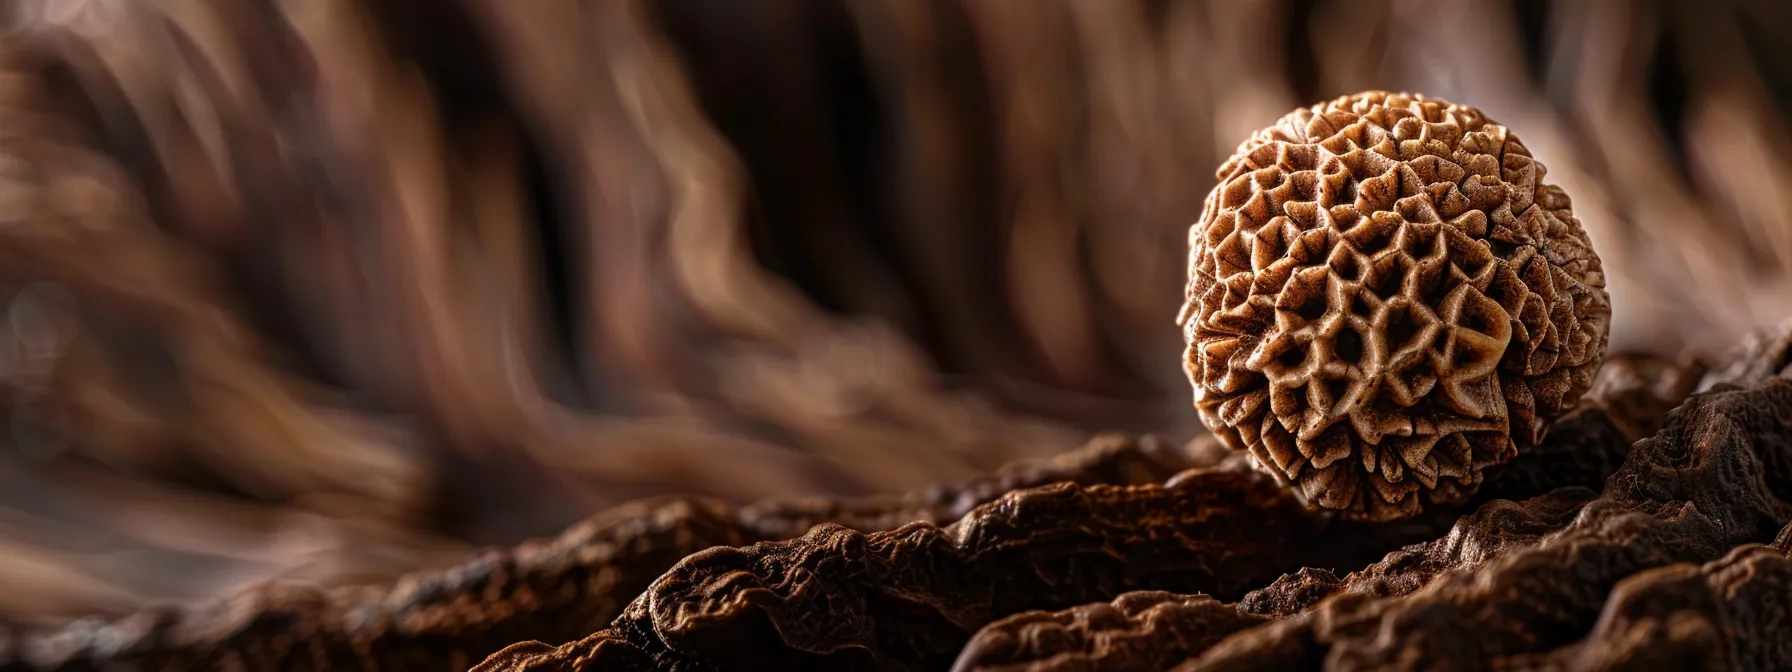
1179, 91, 1610, 521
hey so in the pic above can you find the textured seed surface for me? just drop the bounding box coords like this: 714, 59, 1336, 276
1180, 91, 1612, 521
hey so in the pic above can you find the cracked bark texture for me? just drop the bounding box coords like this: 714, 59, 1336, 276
479, 469, 1322, 671
1529, 542, 1792, 671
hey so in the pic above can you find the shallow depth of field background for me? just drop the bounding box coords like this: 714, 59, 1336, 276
0, 0, 1785, 626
